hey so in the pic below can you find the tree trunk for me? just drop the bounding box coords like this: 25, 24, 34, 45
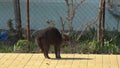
97, 0, 106, 53
14, 0, 22, 39
97, 0, 102, 43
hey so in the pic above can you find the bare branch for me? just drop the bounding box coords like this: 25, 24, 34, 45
76, 17, 98, 41
65, 0, 69, 7
75, 0, 85, 10
59, 16, 65, 34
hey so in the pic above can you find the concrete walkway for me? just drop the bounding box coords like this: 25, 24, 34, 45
0, 53, 119, 68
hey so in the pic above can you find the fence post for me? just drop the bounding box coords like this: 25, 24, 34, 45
26, 0, 30, 51
101, 0, 105, 49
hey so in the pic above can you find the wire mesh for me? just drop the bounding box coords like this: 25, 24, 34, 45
0, 0, 120, 53
0, 0, 120, 30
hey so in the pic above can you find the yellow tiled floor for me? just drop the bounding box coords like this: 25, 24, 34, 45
0, 53, 119, 68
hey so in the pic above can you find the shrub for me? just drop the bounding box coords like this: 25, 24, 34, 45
103, 37, 119, 54
88, 40, 99, 53
87, 37, 120, 54
14, 40, 38, 53
14, 40, 28, 52
0, 45, 13, 53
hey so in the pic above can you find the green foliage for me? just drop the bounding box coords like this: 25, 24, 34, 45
89, 27, 97, 40
0, 45, 13, 53
7, 19, 15, 32
0, 26, 120, 54
87, 37, 120, 54
77, 43, 90, 54
13, 40, 37, 53
61, 45, 72, 53
77, 41, 98, 54
103, 37, 119, 54
14, 40, 28, 52
88, 40, 99, 53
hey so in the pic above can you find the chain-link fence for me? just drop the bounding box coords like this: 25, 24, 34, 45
0, 0, 120, 30
0, 0, 120, 53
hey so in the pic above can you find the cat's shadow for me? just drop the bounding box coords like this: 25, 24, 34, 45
51, 57, 93, 60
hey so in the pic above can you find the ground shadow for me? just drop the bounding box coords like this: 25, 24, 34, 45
51, 58, 93, 60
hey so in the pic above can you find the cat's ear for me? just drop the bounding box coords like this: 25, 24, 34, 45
62, 32, 70, 40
